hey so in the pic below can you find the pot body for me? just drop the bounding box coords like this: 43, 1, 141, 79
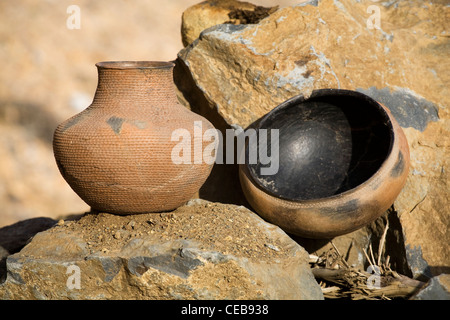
239, 89, 410, 239
53, 61, 217, 214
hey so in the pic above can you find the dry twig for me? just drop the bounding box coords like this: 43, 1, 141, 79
377, 220, 389, 267
312, 267, 425, 299
309, 223, 425, 299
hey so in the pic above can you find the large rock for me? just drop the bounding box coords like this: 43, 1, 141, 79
181, 0, 278, 47
175, 0, 450, 279
178, 0, 448, 129
0, 200, 323, 300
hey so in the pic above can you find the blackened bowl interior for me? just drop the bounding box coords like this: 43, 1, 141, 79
246, 89, 394, 201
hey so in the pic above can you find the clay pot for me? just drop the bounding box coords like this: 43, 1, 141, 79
53, 61, 217, 214
239, 89, 409, 239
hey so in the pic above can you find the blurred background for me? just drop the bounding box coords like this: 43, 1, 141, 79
0, 0, 299, 228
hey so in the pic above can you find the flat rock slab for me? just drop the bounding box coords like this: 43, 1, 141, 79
0, 200, 323, 300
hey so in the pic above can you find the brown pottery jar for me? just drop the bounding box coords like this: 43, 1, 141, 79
53, 61, 217, 214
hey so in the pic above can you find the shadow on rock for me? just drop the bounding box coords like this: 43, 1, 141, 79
0, 217, 57, 257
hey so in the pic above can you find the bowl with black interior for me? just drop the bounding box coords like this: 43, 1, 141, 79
239, 89, 409, 239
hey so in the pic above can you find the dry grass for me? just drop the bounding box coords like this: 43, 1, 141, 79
310, 222, 426, 300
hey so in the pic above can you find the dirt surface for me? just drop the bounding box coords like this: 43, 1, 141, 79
50, 201, 289, 261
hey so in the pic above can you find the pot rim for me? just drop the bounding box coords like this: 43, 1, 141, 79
245, 88, 397, 203
95, 61, 175, 70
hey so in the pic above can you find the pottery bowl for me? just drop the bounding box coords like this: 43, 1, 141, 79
239, 89, 409, 238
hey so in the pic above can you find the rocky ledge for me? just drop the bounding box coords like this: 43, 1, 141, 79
0, 200, 323, 300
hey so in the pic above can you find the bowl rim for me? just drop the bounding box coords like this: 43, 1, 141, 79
245, 88, 396, 203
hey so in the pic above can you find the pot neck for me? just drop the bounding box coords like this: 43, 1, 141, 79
92, 62, 178, 106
